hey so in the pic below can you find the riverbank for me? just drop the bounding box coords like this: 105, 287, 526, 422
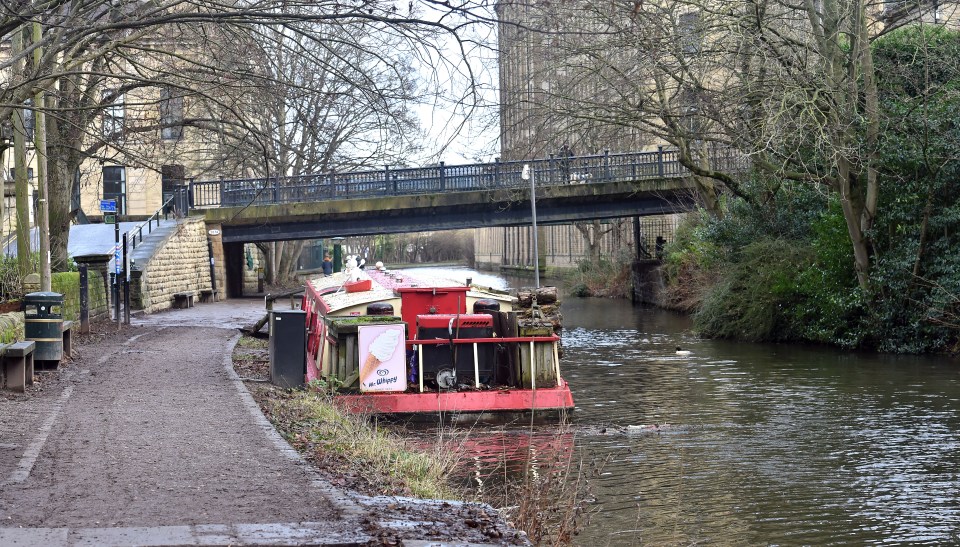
232, 332, 590, 545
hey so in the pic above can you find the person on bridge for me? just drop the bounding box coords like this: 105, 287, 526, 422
559, 142, 574, 182
322, 254, 334, 276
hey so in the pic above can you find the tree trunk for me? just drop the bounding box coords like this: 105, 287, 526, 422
837, 159, 871, 291
48, 156, 74, 272
276, 240, 307, 285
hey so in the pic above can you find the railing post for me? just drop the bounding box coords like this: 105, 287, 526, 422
494, 158, 501, 187
386, 165, 395, 194
549, 153, 555, 185
439, 161, 446, 191
79, 263, 89, 334
273, 175, 280, 203
604, 149, 610, 181
632, 153, 637, 180
657, 146, 664, 178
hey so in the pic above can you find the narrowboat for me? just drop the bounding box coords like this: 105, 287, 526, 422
302, 266, 575, 416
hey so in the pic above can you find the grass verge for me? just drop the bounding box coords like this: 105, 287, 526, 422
232, 335, 459, 500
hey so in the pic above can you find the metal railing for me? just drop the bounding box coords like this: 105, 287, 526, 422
129, 187, 189, 251
187, 146, 748, 209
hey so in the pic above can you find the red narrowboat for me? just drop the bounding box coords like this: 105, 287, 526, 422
302, 268, 574, 416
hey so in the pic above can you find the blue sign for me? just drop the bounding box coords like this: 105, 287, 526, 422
115, 245, 122, 275
100, 199, 117, 213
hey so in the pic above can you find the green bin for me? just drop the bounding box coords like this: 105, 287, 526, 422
23, 291, 64, 363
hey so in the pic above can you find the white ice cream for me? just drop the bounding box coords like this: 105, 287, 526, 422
368, 329, 401, 361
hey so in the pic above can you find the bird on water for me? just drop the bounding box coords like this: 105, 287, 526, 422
675, 346, 691, 356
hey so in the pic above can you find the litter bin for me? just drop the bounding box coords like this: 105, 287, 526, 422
23, 291, 64, 363
269, 309, 306, 388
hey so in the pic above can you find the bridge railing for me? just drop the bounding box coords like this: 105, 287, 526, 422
187, 146, 747, 209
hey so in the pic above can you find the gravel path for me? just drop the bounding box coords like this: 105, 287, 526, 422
0, 300, 523, 546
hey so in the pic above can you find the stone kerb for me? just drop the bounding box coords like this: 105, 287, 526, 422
137, 218, 214, 313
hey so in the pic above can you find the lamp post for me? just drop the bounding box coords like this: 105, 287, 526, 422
521, 164, 540, 289
331, 236, 345, 273
0, 123, 10, 243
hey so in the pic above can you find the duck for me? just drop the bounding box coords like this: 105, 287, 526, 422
675, 346, 691, 356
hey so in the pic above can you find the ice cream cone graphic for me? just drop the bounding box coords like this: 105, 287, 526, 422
360, 329, 401, 386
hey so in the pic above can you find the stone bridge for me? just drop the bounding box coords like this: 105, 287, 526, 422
185, 147, 746, 243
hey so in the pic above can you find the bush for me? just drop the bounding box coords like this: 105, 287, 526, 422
563, 256, 631, 298
695, 239, 814, 341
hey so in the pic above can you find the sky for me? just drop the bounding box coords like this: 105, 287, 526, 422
408, 1, 501, 166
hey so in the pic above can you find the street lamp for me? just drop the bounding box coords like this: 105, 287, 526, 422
521, 164, 540, 289
331, 236, 345, 273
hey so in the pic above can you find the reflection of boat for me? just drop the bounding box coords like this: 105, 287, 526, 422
302, 268, 575, 415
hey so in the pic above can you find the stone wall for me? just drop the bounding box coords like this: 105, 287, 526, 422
0, 312, 24, 344
242, 244, 262, 294
631, 260, 666, 305
207, 222, 226, 300
137, 217, 213, 313
72, 257, 113, 322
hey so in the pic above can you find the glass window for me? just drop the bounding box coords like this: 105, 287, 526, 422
160, 87, 183, 140
102, 165, 126, 215
103, 92, 125, 140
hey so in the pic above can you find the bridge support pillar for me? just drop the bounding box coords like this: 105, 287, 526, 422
206, 222, 227, 300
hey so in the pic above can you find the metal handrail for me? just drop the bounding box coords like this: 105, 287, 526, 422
187, 146, 748, 209
129, 191, 178, 251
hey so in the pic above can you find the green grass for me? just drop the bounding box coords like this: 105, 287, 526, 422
265, 390, 461, 499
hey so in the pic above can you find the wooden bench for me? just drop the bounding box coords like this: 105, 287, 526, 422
173, 292, 195, 309
199, 289, 217, 303
62, 320, 74, 359
1, 341, 36, 393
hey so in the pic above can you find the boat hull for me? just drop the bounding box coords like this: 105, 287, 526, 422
335, 382, 575, 415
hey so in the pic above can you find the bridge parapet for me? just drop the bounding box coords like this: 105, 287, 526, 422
187, 147, 747, 210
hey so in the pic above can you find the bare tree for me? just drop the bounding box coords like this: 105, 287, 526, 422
497, 0, 956, 290
3, 0, 493, 272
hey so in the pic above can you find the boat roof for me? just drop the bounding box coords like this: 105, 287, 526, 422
306, 269, 515, 314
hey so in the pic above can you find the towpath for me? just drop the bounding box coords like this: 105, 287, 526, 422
0, 299, 521, 546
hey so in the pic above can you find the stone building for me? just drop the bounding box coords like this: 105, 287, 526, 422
0, 19, 258, 233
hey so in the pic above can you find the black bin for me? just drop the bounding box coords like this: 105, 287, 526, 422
269, 310, 306, 388
23, 291, 64, 363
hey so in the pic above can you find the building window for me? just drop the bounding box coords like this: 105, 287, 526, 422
161, 164, 185, 192
22, 99, 34, 142
8, 168, 34, 181
102, 165, 126, 215
679, 11, 701, 55
103, 92, 125, 141
160, 87, 184, 141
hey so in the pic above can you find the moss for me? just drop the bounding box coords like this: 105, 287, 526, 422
0, 313, 24, 344
52, 272, 80, 321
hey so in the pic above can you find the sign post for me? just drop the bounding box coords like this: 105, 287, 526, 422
101, 199, 120, 323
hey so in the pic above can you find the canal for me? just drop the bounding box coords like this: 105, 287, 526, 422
401, 267, 960, 545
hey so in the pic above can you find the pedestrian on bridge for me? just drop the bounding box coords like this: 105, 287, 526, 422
559, 142, 574, 183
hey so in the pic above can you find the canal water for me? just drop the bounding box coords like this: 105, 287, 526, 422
400, 267, 960, 545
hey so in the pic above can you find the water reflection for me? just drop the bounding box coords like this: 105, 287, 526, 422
397, 267, 960, 545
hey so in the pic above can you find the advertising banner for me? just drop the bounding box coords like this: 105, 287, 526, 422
357, 324, 407, 392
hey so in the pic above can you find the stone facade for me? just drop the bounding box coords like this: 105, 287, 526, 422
135, 217, 213, 313
242, 244, 263, 294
